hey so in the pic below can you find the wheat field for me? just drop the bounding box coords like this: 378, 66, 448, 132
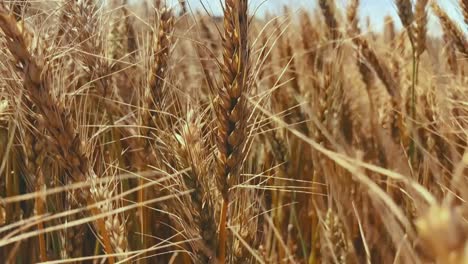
0, 0, 467, 263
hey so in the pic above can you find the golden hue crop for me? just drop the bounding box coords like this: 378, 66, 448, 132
0, 0, 466, 263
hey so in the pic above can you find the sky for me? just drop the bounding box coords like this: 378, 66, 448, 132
133, 0, 467, 36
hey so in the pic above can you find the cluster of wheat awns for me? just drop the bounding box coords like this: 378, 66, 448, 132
0, 0, 467, 263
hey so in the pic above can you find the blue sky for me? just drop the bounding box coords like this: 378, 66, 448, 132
134, 0, 467, 36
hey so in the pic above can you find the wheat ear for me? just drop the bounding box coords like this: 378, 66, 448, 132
431, 2, 468, 57
215, 0, 250, 262
347, 0, 360, 35
319, 0, 340, 44
135, 6, 174, 254
461, 0, 468, 25
0, 7, 115, 261
415, 0, 428, 58
395, 0, 414, 40
177, 111, 217, 262
148, 7, 174, 110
